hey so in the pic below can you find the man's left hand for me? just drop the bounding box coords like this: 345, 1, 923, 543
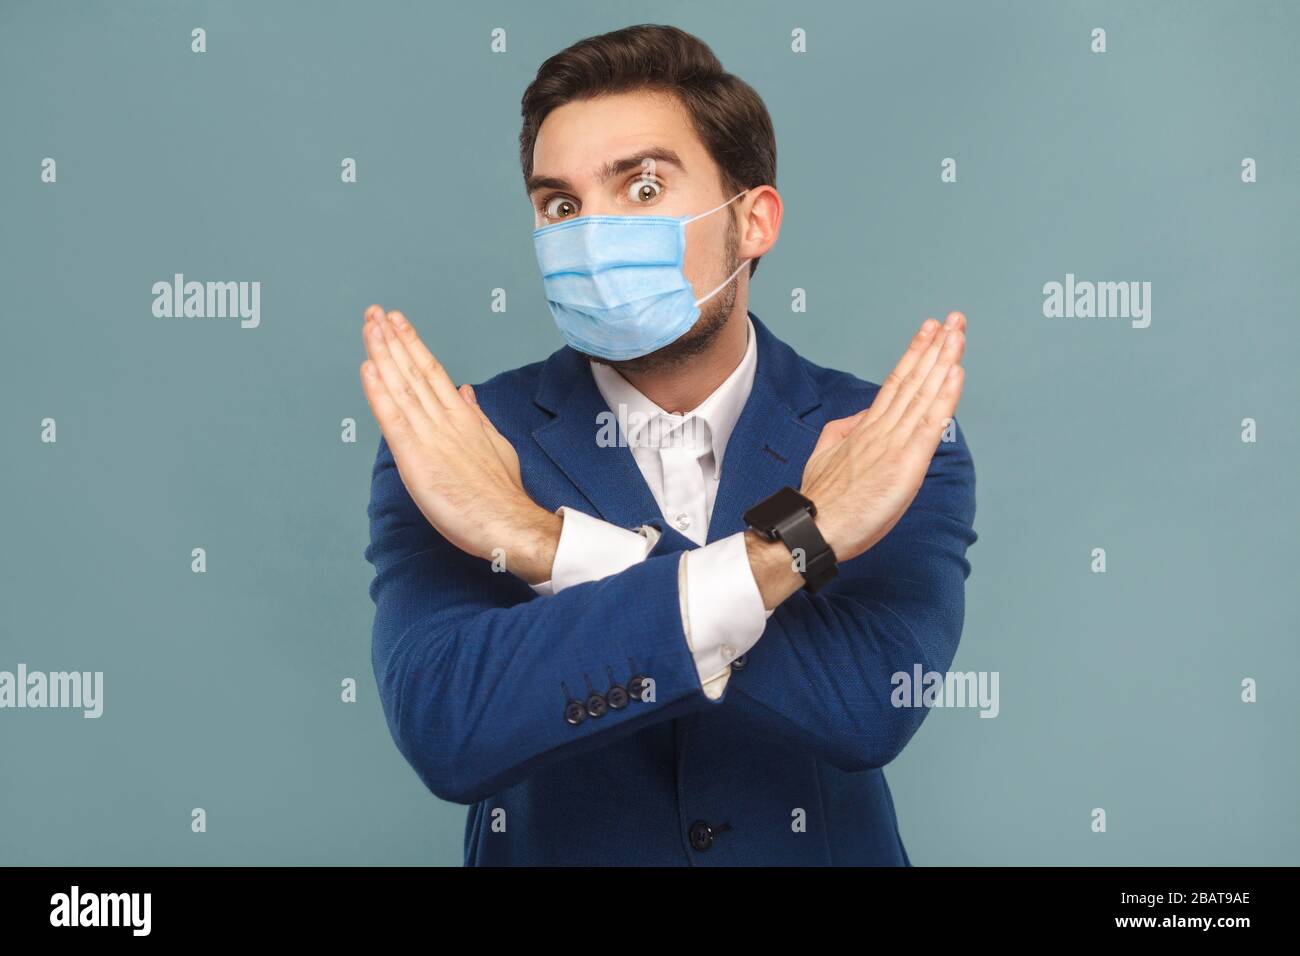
359, 305, 560, 584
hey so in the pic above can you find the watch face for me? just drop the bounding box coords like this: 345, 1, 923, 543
744, 486, 813, 534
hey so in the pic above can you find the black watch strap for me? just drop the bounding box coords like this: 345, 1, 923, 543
743, 487, 839, 593
772, 509, 838, 592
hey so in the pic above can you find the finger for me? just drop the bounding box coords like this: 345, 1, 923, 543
862, 318, 941, 424
873, 325, 951, 434
364, 317, 431, 428
385, 311, 464, 410
897, 330, 965, 438
944, 310, 966, 333
360, 359, 417, 451
910, 365, 965, 449
380, 312, 452, 420
364, 304, 385, 324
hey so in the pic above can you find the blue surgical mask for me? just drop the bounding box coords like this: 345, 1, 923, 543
533, 190, 750, 360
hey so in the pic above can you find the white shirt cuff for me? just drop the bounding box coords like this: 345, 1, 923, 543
529, 506, 660, 595
679, 531, 771, 700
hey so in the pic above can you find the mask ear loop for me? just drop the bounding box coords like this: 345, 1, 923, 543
682, 189, 749, 224
684, 189, 752, 306
694, 258, 750, 307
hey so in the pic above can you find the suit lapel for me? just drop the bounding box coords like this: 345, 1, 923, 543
532, 348, 665, 530
705, 316, 822, 542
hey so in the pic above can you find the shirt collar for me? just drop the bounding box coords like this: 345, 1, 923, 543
590, 315, 759, 472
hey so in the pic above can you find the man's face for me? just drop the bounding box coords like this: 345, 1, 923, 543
527, 90, 742, 372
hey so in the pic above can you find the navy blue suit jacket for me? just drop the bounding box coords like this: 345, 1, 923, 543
365, 313, 977, 865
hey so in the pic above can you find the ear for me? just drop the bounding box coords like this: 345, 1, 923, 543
737, 185, 782, 263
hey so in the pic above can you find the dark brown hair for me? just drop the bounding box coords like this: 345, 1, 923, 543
519, 24, 776, 275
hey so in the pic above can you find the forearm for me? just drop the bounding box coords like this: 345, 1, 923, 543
372, 541, 710, 805
730, 432, 978, 768
727, 585, 963, 770
492, 501, 562, 586
743, 528, 806, 611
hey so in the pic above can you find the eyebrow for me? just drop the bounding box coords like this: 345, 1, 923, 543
526, 146, 686, 195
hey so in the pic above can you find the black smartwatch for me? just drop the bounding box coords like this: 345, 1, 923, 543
742, 486, 838, 593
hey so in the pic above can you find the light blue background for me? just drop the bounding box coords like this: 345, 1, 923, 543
2, 0, 1296, 865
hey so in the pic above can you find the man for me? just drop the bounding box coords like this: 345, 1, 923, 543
361, 24, 975, 866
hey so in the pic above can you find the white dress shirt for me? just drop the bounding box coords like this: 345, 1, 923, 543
531, 318, 771, 699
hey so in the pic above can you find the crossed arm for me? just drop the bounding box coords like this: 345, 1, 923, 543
361, 307, 972, 804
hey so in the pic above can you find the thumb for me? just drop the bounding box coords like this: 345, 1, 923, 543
811, 412, 863, 458
460, 383, 505, 437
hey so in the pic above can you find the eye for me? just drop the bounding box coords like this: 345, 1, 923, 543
543, 195, 578, 219
627, 178, 663, 204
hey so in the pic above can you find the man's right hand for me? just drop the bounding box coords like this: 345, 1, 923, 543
744, 312, 967, 609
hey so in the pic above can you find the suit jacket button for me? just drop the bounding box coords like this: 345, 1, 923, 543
564, 700, 587, 726
731, 654, 747, 671
627, 675, 649, 703
606, 684, 629, 709
585, 693, 608, 718
688, 820, 714, 852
